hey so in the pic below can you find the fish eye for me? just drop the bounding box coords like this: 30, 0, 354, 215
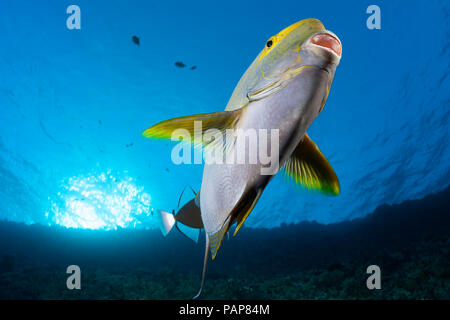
266, 40, 273, 48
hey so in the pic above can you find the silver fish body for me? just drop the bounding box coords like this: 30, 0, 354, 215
200, 66, 331, 238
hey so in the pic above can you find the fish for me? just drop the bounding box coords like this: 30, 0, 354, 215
155, 186, 204, 243
190, 66, 197, 70
175, 61, 186, 68
132, 35, 140, 46
142, 18, 342, 298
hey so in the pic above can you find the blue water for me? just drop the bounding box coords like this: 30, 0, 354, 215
0, 0, 449, 230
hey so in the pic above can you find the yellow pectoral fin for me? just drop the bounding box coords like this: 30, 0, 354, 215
142, 108, 243, 149
283, 134, 340, 196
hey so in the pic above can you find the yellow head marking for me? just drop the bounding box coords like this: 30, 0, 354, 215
225, 18, 326, 111
258, 19, 316, 62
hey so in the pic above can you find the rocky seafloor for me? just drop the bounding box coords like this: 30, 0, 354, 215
0, 235, 449, 300
0, 187, 449, 300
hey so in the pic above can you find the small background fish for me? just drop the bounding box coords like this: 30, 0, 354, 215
132, 35, 140, 45
174, 61, 186, 68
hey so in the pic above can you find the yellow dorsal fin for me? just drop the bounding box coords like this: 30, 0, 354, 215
283, 134, 340, 195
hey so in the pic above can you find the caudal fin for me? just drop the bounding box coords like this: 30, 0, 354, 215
193, 232, 209, 299
155, 210, 176, 236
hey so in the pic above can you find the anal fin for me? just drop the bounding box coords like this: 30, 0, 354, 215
208, 186, 264, 259
209, 216, 231, 260
233, 188, 262, 236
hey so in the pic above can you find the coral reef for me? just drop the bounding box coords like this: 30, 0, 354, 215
0, 187, 448, 300
0, 235, 448, 299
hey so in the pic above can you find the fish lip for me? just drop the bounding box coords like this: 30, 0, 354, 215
304, 31, 342, 60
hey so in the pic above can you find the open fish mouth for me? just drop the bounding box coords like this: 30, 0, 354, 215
307, 31, 342, 59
